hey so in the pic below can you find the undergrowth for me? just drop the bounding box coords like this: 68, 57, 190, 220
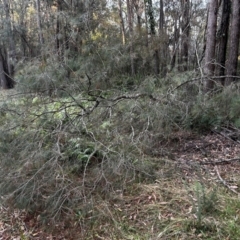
1, 71, 240, 238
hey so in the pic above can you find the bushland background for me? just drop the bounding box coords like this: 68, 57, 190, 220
0, 0, 240, 239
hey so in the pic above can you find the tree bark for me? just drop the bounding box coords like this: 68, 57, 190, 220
215, 0, 231, 85
36, 0, 44, 46
203, 0, 218, 92
133, 0, 143, 35
146, 0, 160, 75
225, 0, 240, 86
170, 15, 180, 71
126, 0, 135, 75
180, 0, 190, 71
159, 0, 167, 77
159, 0, 164, 31
2, 0, 16, 78
0, 53, 8, 89
0, 50, 15, 89
56, 0, 63, 60
118, 0, 126, 45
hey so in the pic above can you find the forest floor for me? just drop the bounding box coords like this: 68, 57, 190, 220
1, 130, 240, 239
1, 88, 240, 239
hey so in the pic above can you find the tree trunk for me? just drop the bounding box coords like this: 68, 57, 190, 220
225, 0, 240, 86
215, 0, 231, 85
126, 0, 135, 75
146, 0, 160, 75
170, 15, 180, 71
133, 0, 143, 35
181, 0, 190, 71
118, 0, 126, 45
147, 0, 155, 35
0, 50, 15, 89
56, 0, 63, 60
0, 53, 8, 89
159, 0, 164, 31
2, 0, 16, 78
203, 0, 218, 92
159, 0, 167, 77
36, 0, 44, 46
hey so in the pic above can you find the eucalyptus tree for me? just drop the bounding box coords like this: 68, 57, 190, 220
145, 0, 160, 75
158, 0, 167, 76
203, 0, 218, 92
118, 0, 126, 45
225, 0, 240, 86
0, 0, 16, 88
126, 0, 135, 75
35, 0, 44, 46
166, 1, 181, 71
202, 0, 239, 89
180, 0, 190, 71
214, 0, 231, 85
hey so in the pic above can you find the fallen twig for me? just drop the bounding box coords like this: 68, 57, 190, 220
200, 158, 240, 165
214, 166, 238, 194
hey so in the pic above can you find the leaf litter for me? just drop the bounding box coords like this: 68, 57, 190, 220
1, 130, 240, 239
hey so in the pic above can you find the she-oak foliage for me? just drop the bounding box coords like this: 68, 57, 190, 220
0, 1, 240, 237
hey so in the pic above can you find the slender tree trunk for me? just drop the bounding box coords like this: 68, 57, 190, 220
36, 0, 44, 46
215, 0, 231, 85
2, 0, 16, 78
133, 0, 143, 35
126, 0, 135, 75
136, 11, 142, 34
159, 0, 164, 31
203, 0, 218, 92
159, 0, 167, 77
16, 1, 28, 58
56, 16, 60, 55
118, 0, 126, 45
0, 50, 14, 89
56, 0, 63, 60
0, 53, 8, 89
225, 0, 240, 86
170, 15, 180, 71
147, 0, 155, 35
181, 0, 190, 71
144, 0, 149, 47
146, 0, 160, 75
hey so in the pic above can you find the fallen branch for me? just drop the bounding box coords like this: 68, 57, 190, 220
99, 75, 240, 104
200, 158, 240, 165
214, 166, 238, 194
111, 93, 158, 102
212, 128, 240, 144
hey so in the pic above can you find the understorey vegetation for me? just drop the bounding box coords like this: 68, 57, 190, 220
0, 0, 240, 239
1, 69, 240, 239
